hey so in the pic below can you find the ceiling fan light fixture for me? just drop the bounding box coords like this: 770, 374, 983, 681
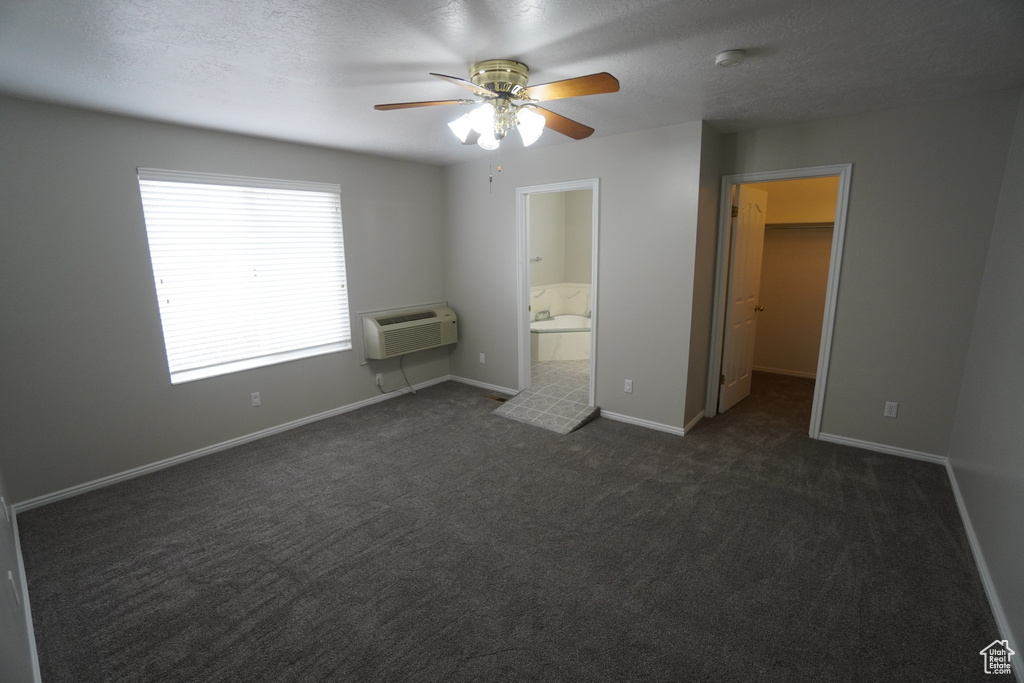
468, 103, 495, 135
447, 112, 473, 143
715, 49, 746, 67
378, 59, 619, 151
477, 130, 500, 150
516, 107, 545, 147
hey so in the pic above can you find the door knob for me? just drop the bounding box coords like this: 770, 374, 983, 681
755, 305, 764, 312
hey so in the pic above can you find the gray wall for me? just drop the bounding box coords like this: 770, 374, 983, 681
0, 96, 450, 504
445, 121, 705, 429
948, 90, 1024, 655
725, 90, 1020, 455
685, 122, 724, 427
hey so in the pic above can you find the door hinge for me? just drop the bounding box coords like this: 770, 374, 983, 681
731, 206, 738, 218
720, 374, 725, 385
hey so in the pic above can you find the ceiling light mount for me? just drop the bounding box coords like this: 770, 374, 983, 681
452, 60, 543, 150
715, 49, 746, 68
470, 59, 531, 97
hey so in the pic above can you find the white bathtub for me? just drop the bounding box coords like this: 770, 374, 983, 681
530, 315, 591, 361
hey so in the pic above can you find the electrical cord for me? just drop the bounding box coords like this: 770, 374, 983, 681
400, 354, 416, 394
376, 355, 417, 395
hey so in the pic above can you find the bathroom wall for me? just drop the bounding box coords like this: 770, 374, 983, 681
528, 189, 593, 290
564, 190, 593, 284
528, 190, 593, 361
529, 284, 592, 320
528, 192, 567, 287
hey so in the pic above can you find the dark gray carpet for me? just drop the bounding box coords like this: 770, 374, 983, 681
18, 373, 999, 682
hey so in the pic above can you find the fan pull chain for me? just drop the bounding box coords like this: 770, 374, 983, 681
488, 154, 502, 193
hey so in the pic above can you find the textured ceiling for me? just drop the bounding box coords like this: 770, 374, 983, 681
1, 0, 1022, 165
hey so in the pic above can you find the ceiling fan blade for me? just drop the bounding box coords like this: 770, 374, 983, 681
429, 73, 495, 98
374, 99, 471, 111
522, 72, 619, 102
535, 107, 595, 140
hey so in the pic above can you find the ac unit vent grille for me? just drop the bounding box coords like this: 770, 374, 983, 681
384, 323, 444, 357
377, 311, 436, 326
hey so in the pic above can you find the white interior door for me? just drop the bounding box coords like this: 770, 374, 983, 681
718, 185, 767, 413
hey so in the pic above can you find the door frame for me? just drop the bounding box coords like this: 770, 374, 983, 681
516, 178, 600, 404
705, 164, 852, 438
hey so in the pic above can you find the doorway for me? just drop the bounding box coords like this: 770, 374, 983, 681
516, 179, 599, 404
707, 165, 852, 438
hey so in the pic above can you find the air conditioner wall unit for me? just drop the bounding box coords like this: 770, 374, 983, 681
362, 306, 458, 359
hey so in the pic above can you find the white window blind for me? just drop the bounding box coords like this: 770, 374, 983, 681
137, 168, 351, 384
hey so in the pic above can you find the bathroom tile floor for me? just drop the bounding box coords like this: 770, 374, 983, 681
494, 359, 599, 434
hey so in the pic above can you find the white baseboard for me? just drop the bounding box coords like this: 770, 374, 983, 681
816, 433, 947, 464
600, 410, 687, 437
10, 514, 43, 683
12, 375, 451, 514
752, 366, 817, 379
944, 462, 1023, 683
449, 375, 518, 395
378, 374, 451, 396
684, 412, 704, 433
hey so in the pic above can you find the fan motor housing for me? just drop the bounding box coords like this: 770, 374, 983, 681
470, 59, 529, 96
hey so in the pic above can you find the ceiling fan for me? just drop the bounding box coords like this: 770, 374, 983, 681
374, 59, 619, 150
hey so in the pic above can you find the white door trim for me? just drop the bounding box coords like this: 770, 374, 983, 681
705, 164, 852, 438
516, 178, 600, 404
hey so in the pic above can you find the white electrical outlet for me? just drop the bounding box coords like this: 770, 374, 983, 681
624, 379, 633, 394
884, 401, 898, 418
376, 373, 384, 387
479, 353, 485, 364
251, 392, 261, 407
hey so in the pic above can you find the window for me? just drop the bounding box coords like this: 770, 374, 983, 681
137, 168, 351, 384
